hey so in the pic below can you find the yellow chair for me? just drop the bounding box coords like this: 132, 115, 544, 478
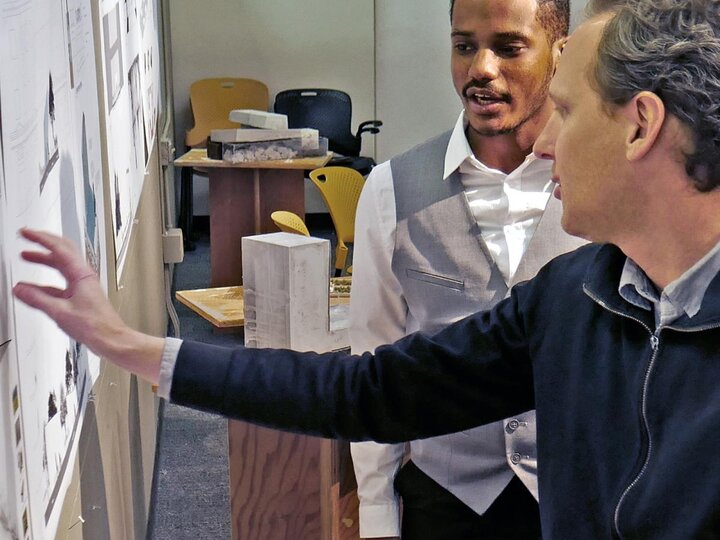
270, 210, 310, 236
270, 210, 353, 275
185, 78, 269, 147
179, 78, 269, 248
308, 167, 365, 276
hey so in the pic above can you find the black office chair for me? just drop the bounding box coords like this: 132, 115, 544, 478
273, 89, 382, 176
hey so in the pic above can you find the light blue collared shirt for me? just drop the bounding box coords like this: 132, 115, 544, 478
619, 239, 720, 327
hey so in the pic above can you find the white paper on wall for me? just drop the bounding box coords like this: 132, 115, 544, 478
0, 144, 25, 540
0, 342, 23, 540
97, 0, 159, 282
137, 0, 160, 155
0, 0, 107, 536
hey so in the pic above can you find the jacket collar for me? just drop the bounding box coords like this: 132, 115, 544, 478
583, 244, 720, 330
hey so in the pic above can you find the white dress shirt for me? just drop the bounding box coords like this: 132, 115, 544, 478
349, 111, 552, 538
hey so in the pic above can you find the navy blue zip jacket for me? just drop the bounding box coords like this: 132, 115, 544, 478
171, 243, 720, 539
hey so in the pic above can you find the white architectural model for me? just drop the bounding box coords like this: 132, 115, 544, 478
242, 233, 349, 352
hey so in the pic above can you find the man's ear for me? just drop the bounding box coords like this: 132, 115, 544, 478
622, 91, 665, 162
552, 37, 568, 74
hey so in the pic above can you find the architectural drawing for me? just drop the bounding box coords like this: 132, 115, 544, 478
102, 3, 124, 110
81, 116, 101, 274
38, 73, 59, 194
128, 56, 147, 169
138, 0, 159, 157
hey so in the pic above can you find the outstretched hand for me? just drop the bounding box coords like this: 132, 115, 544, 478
13, 228, 127, 358
12, 228, 166, 383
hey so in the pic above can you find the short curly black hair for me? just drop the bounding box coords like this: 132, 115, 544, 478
594, 0, 720, 191
449, 0, 570, 45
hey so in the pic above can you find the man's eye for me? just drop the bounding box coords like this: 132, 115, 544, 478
454, 43, 474, 54
496, 45, 523, 57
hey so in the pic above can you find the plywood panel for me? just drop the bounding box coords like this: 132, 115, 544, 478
228, 421, 324, 540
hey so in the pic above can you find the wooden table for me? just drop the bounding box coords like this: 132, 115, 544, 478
175, 286, 247, 327
175, 282, 350, 329
174, 149, 331, 287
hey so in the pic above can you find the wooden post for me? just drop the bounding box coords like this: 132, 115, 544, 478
227, 233, 359, 539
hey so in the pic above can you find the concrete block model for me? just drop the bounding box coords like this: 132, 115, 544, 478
228, 109, 289, 130
242, 233, 349, 352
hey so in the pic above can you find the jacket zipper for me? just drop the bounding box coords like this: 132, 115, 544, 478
582, 286, 658, 539
584, 286, 720, 537
612, 332, 659, 538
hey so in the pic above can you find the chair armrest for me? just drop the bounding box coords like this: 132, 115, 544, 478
357, 120, 383, 137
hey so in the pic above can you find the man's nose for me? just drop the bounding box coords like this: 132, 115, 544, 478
533, 113, 559, 160
469, 49, 500, 81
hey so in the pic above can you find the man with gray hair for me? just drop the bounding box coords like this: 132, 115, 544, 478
13, 0, 720, 536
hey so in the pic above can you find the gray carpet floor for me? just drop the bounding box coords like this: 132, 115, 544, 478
148, 226, 235, 540
148, 215, 335, 539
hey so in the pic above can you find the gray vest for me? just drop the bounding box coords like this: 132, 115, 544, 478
390, 130, 586, 514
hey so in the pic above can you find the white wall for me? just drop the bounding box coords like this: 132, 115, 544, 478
169, 0, 375, 214
571, 0, 590, 30
374, 0, 460, 164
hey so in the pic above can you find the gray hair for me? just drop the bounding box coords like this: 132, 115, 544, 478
593, 0, 720, 192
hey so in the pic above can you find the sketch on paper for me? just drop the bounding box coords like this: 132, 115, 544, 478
63, 0, 76, 89
81, 116, 100, 274
138, 0, 149, 33
140, 44, 157, 154
138, 0, 159, 155
113, 172, 123, 235
0, 346, 21, 540
102, 2, 123, 110
39, 73, 60, 194
128, 56, 147, 169
63, 0, 93, 93
124, 0, 137, 36
39, 344, 89, 529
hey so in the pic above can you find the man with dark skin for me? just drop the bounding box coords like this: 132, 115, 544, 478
349, 0, 575, 537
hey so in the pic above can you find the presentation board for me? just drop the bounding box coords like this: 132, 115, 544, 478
0, 0, 162, 533
0, 0, 120, 536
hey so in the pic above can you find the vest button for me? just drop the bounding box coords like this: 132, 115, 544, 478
510, 452, 522, 465
505, 419, 520, 433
